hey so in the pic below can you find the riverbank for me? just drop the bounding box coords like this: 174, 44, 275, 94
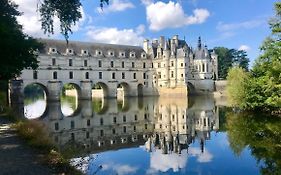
0, 108, 82, 175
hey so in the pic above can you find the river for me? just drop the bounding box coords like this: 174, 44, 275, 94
23, 93, 281, 175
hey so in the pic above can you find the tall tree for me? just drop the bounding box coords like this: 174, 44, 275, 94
0, 0, 42, 81
39, 0, 109, 42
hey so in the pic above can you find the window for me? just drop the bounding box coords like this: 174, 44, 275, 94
112, 72, 115, 79
113, 117, 117, 124
86, 132, 89, 139
135, 115, 138, 121
133, 73, 136, 79
87, 119, 90, 126
85, 72, 89, 79
69, 59, 73, 66
99, 72, 102, 79
98, 60, 102, 67
145, 124, 147, 129
55, 123, 59, 131
158, 72, 161, 79
132, 62, 135, 68
152, 63, 153, 68
100, 130, 104, 136
202, 63, 205, 72
181, 73, 184, 78
33, 71, 38, 79
123, 126, 126, 133
84, 60, 88, 67
171, 71, 174, 78
134, 125, 136, 132
53, 71, 57, 79
143, 62, 146, 68
123, 115, 126, 122
52, 58, 56, 65
71, 121, 75, 129
112, 128, 116, 134
171, 61, 174, 67
158, 63, 160, 68
181, 63, 184, 67
69, 71, 73, 79
143, 73, 146, 79
130, 52, 135, 57
122, 72, 125, 79
100, 118, 103, 125
122, 61, 124, 68
111, 61, 114, 67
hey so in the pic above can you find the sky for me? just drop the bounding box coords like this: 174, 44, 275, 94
14, 0, 277, 66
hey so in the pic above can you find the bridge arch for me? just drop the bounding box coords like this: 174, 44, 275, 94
92, 82, 109, 98
117, 82, 130, 98
60, 83, 81, 117
187, 82, 196, 96
137, 83, 144, 97
23, 83, 48, 119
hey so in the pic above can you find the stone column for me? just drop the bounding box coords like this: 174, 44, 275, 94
9, 80, 24, 118
106, 82, 117, 98
45, 101, 63, 120
80, 81, 92, 100
47, 81, 62, 102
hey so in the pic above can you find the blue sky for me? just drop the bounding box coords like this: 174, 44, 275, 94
15, 0, 277, 66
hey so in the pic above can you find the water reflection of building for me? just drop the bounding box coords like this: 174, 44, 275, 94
41, 96, 219, 156
145, 96, 219, 155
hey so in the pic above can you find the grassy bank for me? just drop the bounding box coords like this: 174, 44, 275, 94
0, 104, 82, 175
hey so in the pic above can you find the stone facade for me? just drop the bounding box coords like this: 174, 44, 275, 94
13, 35, 218, 102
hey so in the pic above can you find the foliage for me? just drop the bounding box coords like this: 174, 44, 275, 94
226, 111, 281, 175
227, 2, 281, 111
38, 0, 109, 42
226, 67, 249, 108
0, 0, 42, 81
214, 47, 249, 79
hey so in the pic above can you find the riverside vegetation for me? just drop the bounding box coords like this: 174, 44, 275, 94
226, 2, 281, 114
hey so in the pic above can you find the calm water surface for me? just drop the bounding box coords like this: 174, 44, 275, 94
23, 95, 281, 175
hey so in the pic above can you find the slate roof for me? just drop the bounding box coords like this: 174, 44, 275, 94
37, 38, 145, 58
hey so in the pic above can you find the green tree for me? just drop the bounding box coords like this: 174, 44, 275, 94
226, 67, 249, 108
213, 47, 249, 79
213, 47, 233, 79
39, 0, 109, 42
0, 0, 42, 81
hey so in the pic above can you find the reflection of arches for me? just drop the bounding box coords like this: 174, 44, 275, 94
137, 84, 144, 97
92, 82, 109, 98
117, 82, 130, 98
117, 97, 130, 112
92, 98, 108, 114
187, 82, 196, 96
23, 83, 48, 119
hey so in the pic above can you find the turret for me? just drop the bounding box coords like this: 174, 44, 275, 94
143, 39, 149, 53
171, 39, 176, 56
197, 36, 202, 50
159, 36, 165, 48
173, 35, 179, 47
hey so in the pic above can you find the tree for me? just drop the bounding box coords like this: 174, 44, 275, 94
0, 0, 42, 104
39, 0, 109, 42
213, 47, 249, 79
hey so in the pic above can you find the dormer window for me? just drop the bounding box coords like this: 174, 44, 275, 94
81, 49, 88, 56
49, 47, 57, 54
108, 51, 114, 57
119, 51, 125, 58
130, 52, 135, 58
66, 48, 74, 55
141, 52, 146, 58
96, 50, 102, 56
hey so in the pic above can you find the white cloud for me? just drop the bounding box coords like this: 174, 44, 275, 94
97, 0, 134, 13
86, 25, 145, 46
217, 19, 266, 32
149, 149, 188, 173
145, 1, 210, 31
189, 147, 213, 163
102, 163, 138, 175
238, 45, 251, 51
13, 0, 86, 37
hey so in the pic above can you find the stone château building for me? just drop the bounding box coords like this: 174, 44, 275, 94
15, 35, 218, 102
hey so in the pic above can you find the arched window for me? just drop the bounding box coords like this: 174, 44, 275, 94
53, 71, 57, 79
85, 72, 89, 79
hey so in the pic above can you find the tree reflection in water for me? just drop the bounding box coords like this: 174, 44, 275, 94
226, 111, 281, 175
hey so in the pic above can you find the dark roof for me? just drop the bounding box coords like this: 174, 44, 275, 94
37, 38, 145, 58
